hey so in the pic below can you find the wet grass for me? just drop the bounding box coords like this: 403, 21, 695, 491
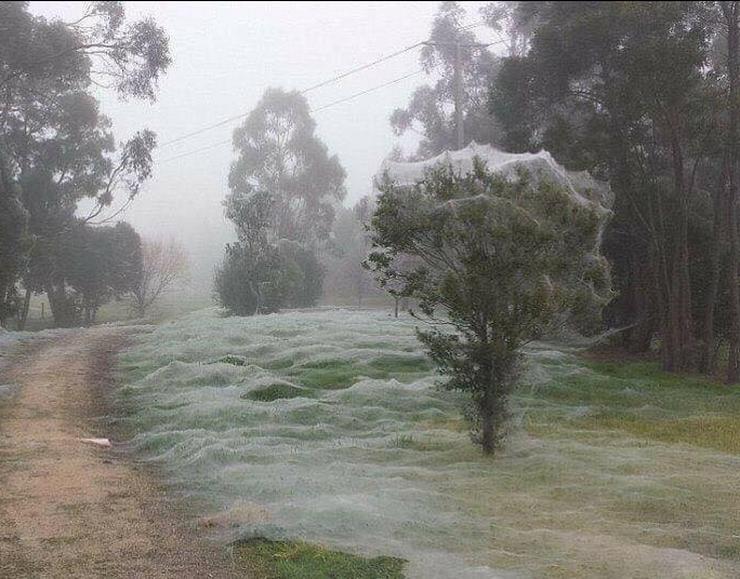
213, 354, 248, 367
232, 538, 406, 579
116, 309, 740, 578
496, 353, 740, 575
287, 355, 431, 390
242, 383, 309, 402
525, 357, 740, 455
291, 360, 360, 389
572, 414, 740, 453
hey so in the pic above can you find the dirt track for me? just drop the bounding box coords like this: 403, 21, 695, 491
0, 327, 239, 578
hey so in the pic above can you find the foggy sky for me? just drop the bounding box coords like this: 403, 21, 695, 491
29, 1, 497, 287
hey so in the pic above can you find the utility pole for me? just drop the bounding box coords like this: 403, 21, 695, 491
422, 40, 491, 151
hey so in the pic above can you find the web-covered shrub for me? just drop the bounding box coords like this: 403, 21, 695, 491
367, 159, 612, 453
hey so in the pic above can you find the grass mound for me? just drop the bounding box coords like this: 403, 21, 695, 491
213, 354, 248, 366
291, 360, 360, 389
242, 383, 307, 402
232, 538, 406, 579
288, 355, 432, 390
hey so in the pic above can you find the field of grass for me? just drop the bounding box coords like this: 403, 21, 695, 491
116, 308, 740, 578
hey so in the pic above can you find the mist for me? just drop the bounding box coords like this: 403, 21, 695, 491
29, 1, 495, 289
3, 3, 739, 578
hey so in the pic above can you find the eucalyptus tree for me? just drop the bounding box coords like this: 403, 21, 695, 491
490, 1, 720, 373
227, 88, 346, 245
13, 92, 155, 327
219, 88, 345, 314
390, 1, 500, 157
0, 1, 170, 326
61, 220, 143, 325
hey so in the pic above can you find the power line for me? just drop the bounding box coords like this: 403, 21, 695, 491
312, 69, 424, 113
300, 42, 424, 95
159, 42, 425, 149
158, 68, 426, 164
158, 21, 488, 150
157, 19, 493, 161
158, 138, 231, 163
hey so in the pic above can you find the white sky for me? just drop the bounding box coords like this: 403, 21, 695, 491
29, 1, 497, 285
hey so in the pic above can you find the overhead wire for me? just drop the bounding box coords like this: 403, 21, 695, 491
158, 68, 426, 163
156, 20, 496, 164
158, 42, 425, 149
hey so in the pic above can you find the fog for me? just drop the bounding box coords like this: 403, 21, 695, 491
5, 4, 740, 578
29, 1, 495, 289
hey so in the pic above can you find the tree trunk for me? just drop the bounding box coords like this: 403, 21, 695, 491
727, 197, 740, 383
0, 284, 8, 329
46, 283, 74, 328
479, 388, 495, 455
725, 1, 740, 383
655, 245, 675, 371
17, 287, 31, 331
394, 297, 399, 318
624, 256, 656, 353
661, 122, 693, 372
700, 172, 726, 374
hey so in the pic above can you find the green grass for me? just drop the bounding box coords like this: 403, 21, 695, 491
525, 357, 740, 455
231, 538, 406, 579
290, 360, 361, 389
213, 355, 249, 366
572, 414, 740, 453
286, 356, 431, 390
242, 383, 309, 402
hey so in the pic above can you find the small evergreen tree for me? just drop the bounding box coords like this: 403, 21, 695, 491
367, 161, 611, 453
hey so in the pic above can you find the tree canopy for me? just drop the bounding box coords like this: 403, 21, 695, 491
390, 2, 500, 157
227, 88, 346, 245
489, 1, 740, 380
0, 1, 170, 327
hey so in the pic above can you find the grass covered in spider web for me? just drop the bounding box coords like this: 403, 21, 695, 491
117, 309, 740, 578
525, 357, 740, 454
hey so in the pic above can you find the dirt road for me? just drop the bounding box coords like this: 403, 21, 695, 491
0, 327, 239, 578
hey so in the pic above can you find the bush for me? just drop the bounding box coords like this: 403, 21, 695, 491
278, 240, 324, 308
214, 241, 324, 316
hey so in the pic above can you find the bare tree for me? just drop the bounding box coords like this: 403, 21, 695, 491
131, 239, 189, 317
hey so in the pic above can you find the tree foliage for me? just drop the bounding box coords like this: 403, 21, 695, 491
227, 88, 346, 244
214, 240, 322, 316
50, 220, 142, 325
218, 88, 346, 315
0, 1, 170, 327
390, 2, 500, 157
489, 1, 740, 379
367, 162, 611, 453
